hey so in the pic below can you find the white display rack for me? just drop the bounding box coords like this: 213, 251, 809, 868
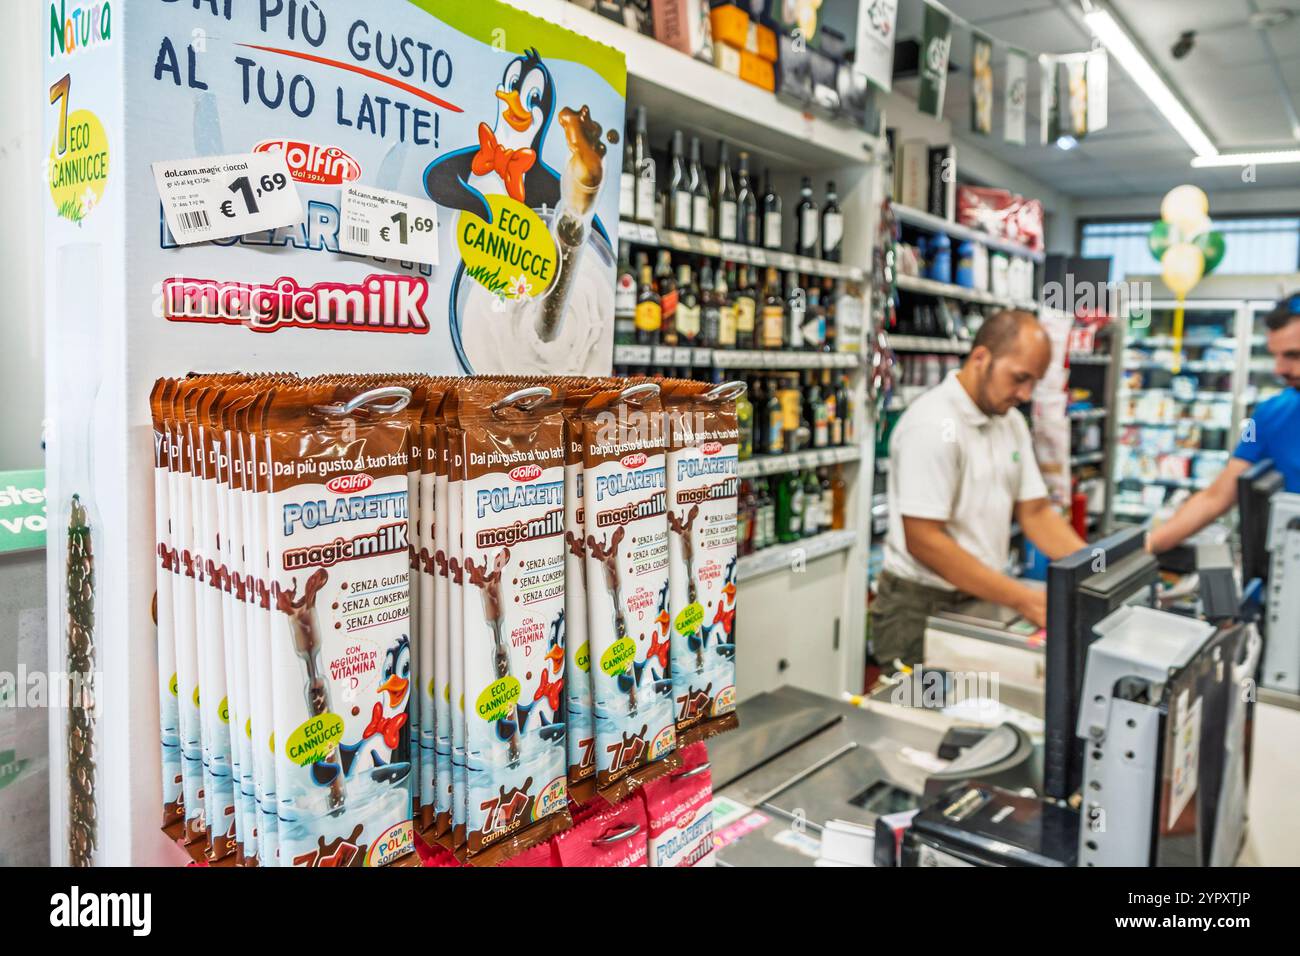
738, 445, 861, 478
892, 203, 1045, 263
887, 334, 971, 354
612, 344, 860, 369
1071, 451, 1105, 468
620, 221, 865, 281
737, 530, 858, 582
895, 272, 1037, 311
1120, 389, 1234, 403
1069, 353, 1112, 366
1068, 408, 1108, 421
530, 0, 881, 169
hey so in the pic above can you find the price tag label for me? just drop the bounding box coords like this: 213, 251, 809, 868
776, 252, 797, 270
638, 224, 659, 244
796, 256, 817, 273
653, 346, 674, 366
151, 152, 302, 245
673, 348, 692, 366
721, 242, 747, 262
662, 229, 691, 251
697, 237, 722, 257
339, 184, 440, 265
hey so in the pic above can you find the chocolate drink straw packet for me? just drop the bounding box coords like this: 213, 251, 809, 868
416, 381, 451, 833
582, 382, 681, 803
193, 383, 239, 861
150, 379, 184, 830
664, 381, 742, 745
560, 378, 620, 803
455, 381, 572, 864
166, 378, 208, 844
247, 388, 282, 864
264, 381, 416, 867
432, 388, 457, 839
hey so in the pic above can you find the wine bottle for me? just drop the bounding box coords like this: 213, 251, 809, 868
633, 106, 655, 225
689, 136, 711, 236
821, 180, 843, 262
668, 130, 692, 231
762, 168, 782, 250
675, 261, 701, 347
714, 141, 738, 242
615, 243, 636, 344
736, 151, 759, 246
796, 176, 819, 257
655, 250, 678, 347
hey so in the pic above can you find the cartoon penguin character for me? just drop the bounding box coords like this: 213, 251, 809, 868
334, 635, 412, 785
424, 48, 561, 223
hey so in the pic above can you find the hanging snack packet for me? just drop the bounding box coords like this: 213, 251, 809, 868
416, 383, 447, 832
150, 378, 184, 830
264, 381, 415, 867
560, 378, 618, 803
582, 381, 680, 803
453, 380, 571, 864
664, 381, 742, 744
643, 742, 715, 867
432, 389, 455, 839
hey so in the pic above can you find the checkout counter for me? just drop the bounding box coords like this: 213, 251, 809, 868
709, 527, 1261, 867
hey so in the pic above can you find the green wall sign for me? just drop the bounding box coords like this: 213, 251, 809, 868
0, 470, 47, 554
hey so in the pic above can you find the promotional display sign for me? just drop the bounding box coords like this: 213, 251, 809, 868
853, 0, 898, 93
917, 3, 951, 118
969, 32, 993, 136
44, 0, 624, 864
1003, 49, 1027, 146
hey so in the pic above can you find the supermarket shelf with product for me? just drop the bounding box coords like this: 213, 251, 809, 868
619, 220, 865, 281
529, 0, 882, 172
892, 202, 1046, 264
887, 334, 972, 354
895, 272, 1038, 312
612, 344, 860, 369
739, 444, 861, 478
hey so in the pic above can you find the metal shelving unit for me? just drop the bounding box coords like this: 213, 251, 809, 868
892, 202, 1046, 264
895, 272, 1037, 312
1112, 299, 1250, 524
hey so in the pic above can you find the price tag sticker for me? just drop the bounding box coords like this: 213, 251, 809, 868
151, 151, 302, 245
339, 184, 440, 265
776, 252, 797, 270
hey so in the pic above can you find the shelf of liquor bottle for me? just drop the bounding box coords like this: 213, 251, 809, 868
887, 334, 971, 355
1068, 407, 1108, 421
618, 221, 865, 281
891, 203, 1046, 264
736, 529, 858, 583
1071, 450, 1105, 468
894, 272, 1038, 312
1069, 352, 1112, 366
614, 344, 862, 370
738, 445, 861, 479
529, 0, 879, 170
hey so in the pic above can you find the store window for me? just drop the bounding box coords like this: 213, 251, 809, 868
1081, 217, 1300, 280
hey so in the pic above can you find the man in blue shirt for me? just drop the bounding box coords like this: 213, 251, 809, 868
1149, 291, 1300, 552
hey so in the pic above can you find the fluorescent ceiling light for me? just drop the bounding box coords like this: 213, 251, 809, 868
1056, 135, 1079, 150
1191, 150, 1300, 167
1083, 7, 1218, 158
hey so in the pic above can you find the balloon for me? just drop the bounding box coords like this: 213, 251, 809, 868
1148, 221, 1171, 261
1195, 230, 1226, 274
1160, 185, 1209, 232
1181, 213, 1212, 241
1161, 243, 1205, 298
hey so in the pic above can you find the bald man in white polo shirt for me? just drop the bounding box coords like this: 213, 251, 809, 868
871, 310, 1087, 669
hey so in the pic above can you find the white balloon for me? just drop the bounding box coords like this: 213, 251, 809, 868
1161, 242, 1204, 298
1161, 185, 1209, 232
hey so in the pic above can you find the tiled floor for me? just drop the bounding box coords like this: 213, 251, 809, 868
1239, 699, 1300, 866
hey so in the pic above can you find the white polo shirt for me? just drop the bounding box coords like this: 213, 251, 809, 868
883, 370, 1047, 591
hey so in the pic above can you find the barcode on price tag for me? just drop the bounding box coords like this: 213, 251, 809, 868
339, 184, 440, 266
151, 151, 302, 244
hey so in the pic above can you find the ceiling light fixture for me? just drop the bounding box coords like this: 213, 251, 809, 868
1082, 6, 1218, 158
1056, 135, 1079, 150
1191, 150, 1300, 167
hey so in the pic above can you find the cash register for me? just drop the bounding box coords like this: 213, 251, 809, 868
899, 527, 1260, 867
1238, 460, 1300, 694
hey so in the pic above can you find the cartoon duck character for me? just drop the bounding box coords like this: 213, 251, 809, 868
423, 48, 561, 222
316, 635, 412, 788
708, 559, 738, 660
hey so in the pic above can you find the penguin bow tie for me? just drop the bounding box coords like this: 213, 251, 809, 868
472, 122, 536, 204
363, 703, 408, 750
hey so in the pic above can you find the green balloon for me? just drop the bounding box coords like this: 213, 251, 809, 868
1148, 221, 1171, 261
1195, 230, 1226, 274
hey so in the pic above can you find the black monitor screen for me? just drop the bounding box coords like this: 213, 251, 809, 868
1044, 527, 1159, 801
1238, 459, 1283, 588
